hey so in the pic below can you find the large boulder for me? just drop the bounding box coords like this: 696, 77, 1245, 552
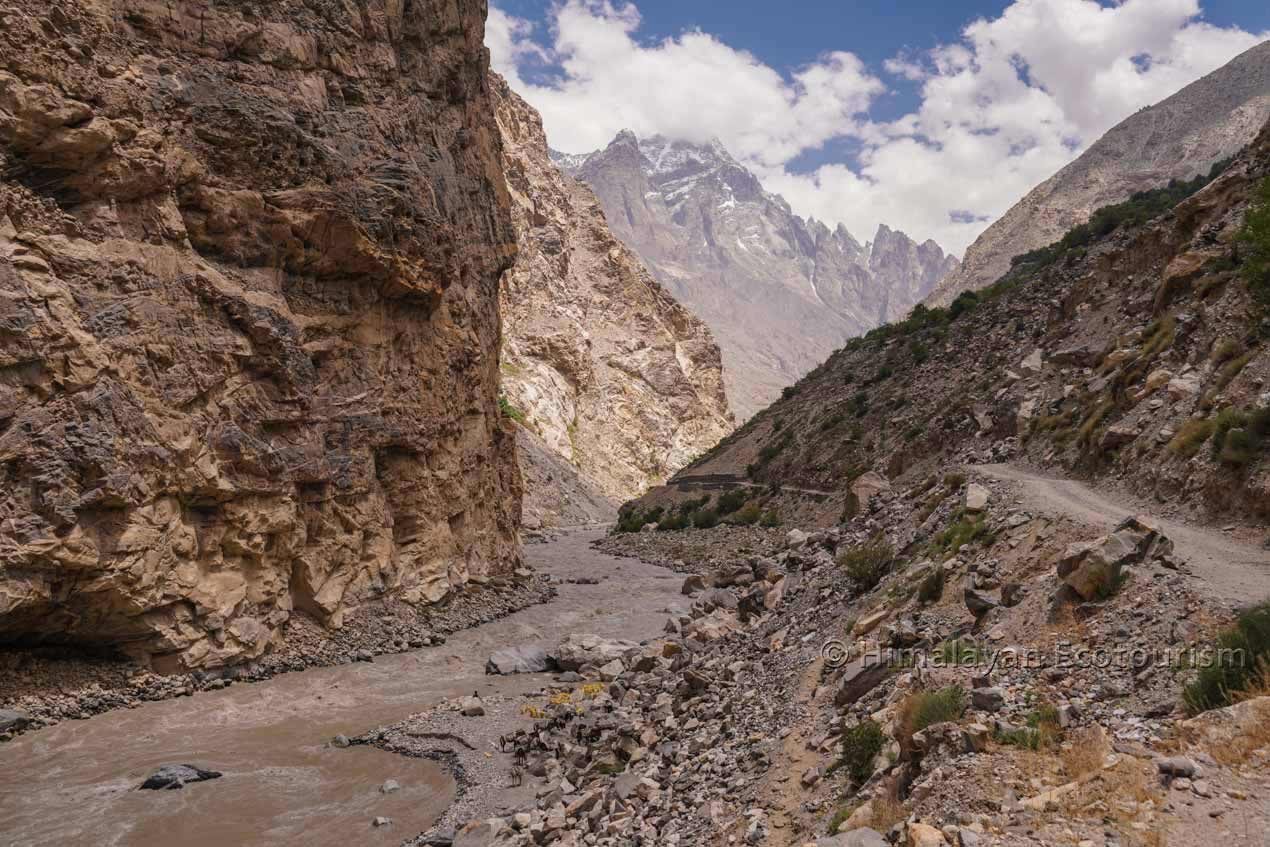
553, 633, 639, 671
850, 472, 891, 508
486, 645, 554, 675
1057, 515, 1174, 600
139, 764, 222, 790
834, 653, 892, 707
964, 483, 990, 512
0, 709, 30, 734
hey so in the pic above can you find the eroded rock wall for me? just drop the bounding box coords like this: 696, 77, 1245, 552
493, 77, 732, 507
0, 0, 521, 669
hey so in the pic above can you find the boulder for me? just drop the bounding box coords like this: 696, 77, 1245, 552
553, 633, 639, 671
1058, 516, 1174, 600
850, 472, 891, 508
1100, 424, 1137, 450
459, 695, 486, 717
971, 687, 1005, 712
681, 574, 709, 594
963, 587, 998, 617
817, 828, 888, 847
1167, 374, 1201, 400
786, 529, 810, 549
139, 764, 223, 790
964, 483, 990, 512
700, 588, 739, 611
0, 709, 30, 734
834, 653, 892, 707
486, 645, 554, 675
1020, 349, 1044, 374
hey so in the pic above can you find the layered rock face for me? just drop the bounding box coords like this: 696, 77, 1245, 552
929, 39, 1270, 306
0, 0, 520, 669
558, 133, 959, 419
493, 79, 732, 511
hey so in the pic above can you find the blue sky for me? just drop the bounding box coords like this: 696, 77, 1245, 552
489, 1, 1270, 252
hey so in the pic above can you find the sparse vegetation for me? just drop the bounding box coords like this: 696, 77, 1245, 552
834, 720, 886, 785
759, 510, 781, 527
899, 686, 967, 742
1211, 406, 1270, 467
837, 540, 896, 591
1168, 418, 1216, 458
730, 503, 762, 525
715, 489, 749, 515
1239, 176, 1270, 308
936, 638, 984, 666
498, 394, 527, 424
1183, 599, 1270, 714
929, 510, 992, 558
615, 505, 663, 533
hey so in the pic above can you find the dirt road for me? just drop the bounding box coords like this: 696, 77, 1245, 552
978, 464, 1270, 604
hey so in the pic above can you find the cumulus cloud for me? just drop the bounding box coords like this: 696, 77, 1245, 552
489, 0, 1267, 254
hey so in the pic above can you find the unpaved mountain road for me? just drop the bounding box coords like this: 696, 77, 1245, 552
978, 464, 1270, 604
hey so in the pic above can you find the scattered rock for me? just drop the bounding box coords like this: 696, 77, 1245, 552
139, 764, 223, 791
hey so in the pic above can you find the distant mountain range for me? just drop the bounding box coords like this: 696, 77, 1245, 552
555, 133, 958, 419
929, 38, 1270, 306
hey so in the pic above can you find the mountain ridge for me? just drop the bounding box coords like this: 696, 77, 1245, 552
929, 38, 1270, 306
557, 131, 959, 419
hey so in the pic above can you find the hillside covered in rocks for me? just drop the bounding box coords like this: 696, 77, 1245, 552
559, 132, 959, 419
644, 117, 1270, 528
493, 77, 733, 520
0, 0, 522, 671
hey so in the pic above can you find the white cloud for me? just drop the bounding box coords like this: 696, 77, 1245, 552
489, 0, 1268, 254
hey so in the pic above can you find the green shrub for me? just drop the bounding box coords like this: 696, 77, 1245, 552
656, 513, 687, 532
1240, 176, 1270, 308
715, 489, 749, 515
1183, 600, 1270, 714
1213, 406, 1270, 467
1168, 418, 1216, 457
837, 541, 896, 591
836, 720, 886, 785
615, 506, 663, 533
731, 503, 762, 525
909, 686, 967, 732
936, 638, 983, 666
929, 511, 992, 558
498, 394, 526, 424
690, 509, 720, 529
759, 510, 781, 528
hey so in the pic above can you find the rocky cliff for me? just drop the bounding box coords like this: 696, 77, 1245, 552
0, 0, 521, 670
929, 39, 1270, 306
493, 78, 732, 512
558, 133, 959, 419
633, 117, 1270, 526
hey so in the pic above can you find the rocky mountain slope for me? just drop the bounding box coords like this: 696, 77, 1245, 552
493, 78, 733, 514
632, 116, 1270, 530
558, 133, 959, 419
930, 39, 1270, 306
0, 0, 521, 671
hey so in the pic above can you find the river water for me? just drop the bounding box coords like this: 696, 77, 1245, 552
0, 530, 684, 847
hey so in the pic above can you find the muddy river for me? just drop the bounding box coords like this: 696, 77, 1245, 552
0, 530, 684, 847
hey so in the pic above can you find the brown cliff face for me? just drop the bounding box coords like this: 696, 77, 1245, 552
0, 0, 521, 669
492, 78, 733, 512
